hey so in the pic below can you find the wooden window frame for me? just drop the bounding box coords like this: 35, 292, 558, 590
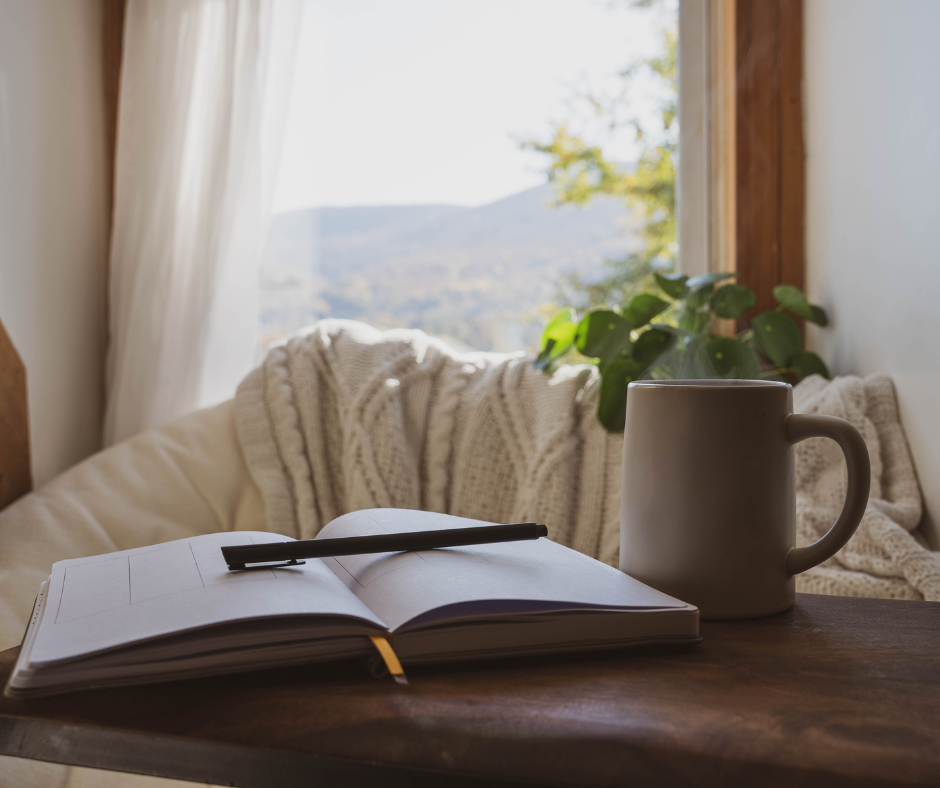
679, 0, 804, 316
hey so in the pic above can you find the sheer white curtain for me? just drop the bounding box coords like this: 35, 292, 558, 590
104, 0, 303, 446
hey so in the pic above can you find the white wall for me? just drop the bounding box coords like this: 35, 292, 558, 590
0, 0, 109, 486
804, 0, 940, 547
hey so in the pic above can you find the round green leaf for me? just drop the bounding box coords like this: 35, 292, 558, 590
534, 340, 557, 371
705, 337, 761, 378
809, 305, 829, 327
710, 284, 756, 319
677, 309, 710, 334
685, 284, 714, 309
533, 339, 571, 369
751, 311, 801, 368
685, 272, 737, 290
772, 285, 814, 321
791, 350, 830, 380
535, 308, 577, 370
633, 326, 674, 367
623, 293, 670, 329
597, 357, 643, 432
575, 310, 632, 360
538, 308, 577, 351
654, 272, 689, 300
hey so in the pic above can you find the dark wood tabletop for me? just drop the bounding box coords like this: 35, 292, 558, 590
1, 593, 938, 788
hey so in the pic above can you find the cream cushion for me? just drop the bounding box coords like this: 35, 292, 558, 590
0, 399, 263, 652
0, 400, 261, 787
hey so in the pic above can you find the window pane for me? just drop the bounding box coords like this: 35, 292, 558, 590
263, 0, 678, 352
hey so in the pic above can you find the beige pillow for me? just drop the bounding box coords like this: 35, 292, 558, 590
0, 400, 263, 652
0, 400, 259, 788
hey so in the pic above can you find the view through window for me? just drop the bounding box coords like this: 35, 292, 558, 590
264, 0, 678, 353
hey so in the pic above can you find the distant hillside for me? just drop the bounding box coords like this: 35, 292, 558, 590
261, 184, 638, 352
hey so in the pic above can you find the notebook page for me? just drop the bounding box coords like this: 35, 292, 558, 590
29, 532, 386, 665
317, 509, 691, 632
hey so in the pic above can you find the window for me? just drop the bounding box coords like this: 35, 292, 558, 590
263, 0, 679, 353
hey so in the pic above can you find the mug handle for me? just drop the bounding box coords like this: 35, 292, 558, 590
784, 414, 871, 576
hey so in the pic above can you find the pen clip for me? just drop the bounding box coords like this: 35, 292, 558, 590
226, 559, 307, 572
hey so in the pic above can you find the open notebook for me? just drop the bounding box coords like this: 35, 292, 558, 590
6, 509, 699, 698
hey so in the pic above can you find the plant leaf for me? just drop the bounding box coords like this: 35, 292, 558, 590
710, 284, 756, 319
575, 310, 632, 360
809, 305, 829, 327
685, 272, 736, 290
655, 272, 688, 299
539, 309, 577, 350
677, 309, 710, 334
535, 308, 577, 370
684, 272, 735, 310
751, 311, 801, 368
633, 326, 674, 366
597, 357, 644, 432
685, 284, 714, 309
538, 308, 577, 351
623, 293, 670, 328
791, 350, 830, 380
772, 285, 814, 321
705, 337, 762, 378
534, 340, 557, 371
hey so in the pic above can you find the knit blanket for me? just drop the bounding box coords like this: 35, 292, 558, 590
235, 319, 940, 601
793, 375, 940, 600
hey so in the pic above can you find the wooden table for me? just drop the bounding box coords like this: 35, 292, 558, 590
0, 593, 938, 787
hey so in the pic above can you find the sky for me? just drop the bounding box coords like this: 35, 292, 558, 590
271, 0, 672, 212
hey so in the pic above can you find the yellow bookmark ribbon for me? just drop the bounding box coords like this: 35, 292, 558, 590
369, 635, 408, 685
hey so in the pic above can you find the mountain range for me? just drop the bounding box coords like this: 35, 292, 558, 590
261, 184, 637, 352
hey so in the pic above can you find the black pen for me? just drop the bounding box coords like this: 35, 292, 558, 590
221, 522, 548, 570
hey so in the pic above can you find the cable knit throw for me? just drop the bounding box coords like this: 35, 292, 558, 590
235, 319, 940, 601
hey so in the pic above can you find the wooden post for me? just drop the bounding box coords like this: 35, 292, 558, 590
0, 320, 31, 511
733, 0, 805, 317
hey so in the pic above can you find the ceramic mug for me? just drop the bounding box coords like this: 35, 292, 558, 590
619, 380, 870, 619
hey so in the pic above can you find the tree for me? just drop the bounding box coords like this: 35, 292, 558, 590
526, 4, 829, 432
523, 1, 678, 311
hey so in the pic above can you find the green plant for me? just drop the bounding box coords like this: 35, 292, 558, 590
534, 275, 830, 431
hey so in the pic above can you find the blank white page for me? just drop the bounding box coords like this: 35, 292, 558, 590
317, 509, 692, 632
30, 532, 385, 666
